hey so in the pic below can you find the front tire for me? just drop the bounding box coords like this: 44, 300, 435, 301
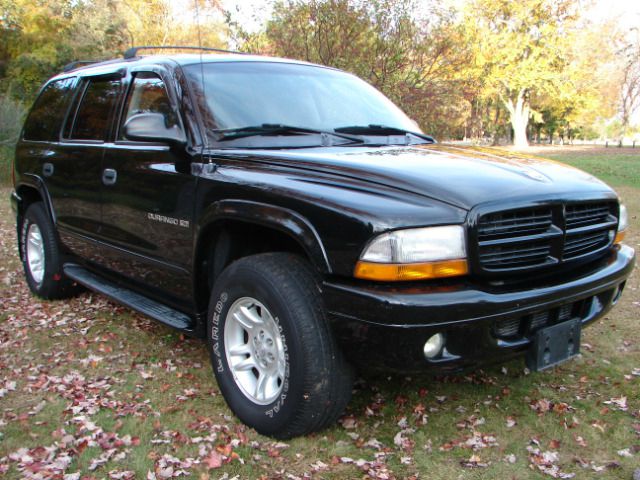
207, 253, 353, 438
20, 203, 76, 299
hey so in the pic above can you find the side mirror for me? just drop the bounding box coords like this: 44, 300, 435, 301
123, 112, 186, 146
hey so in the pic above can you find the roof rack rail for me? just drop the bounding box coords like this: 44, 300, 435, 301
123, 45, 246, 59
63, 60, 100, 72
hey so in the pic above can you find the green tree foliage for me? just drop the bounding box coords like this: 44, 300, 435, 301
462, 0, 586, 147
0, 0, 226, 103
256, 0, 475, 139
0, 0, 632, 148
619, 28, 640, 136
530, 20, 621, 144
0, 0, 129, 100
231, 0, 623, 144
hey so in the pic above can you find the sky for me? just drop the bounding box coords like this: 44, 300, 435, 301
586, 0, 640, 28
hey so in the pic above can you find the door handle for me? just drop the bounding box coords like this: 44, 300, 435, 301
42, 163, 54, 177
30, 149, 55, 159
102, 168, 117, 186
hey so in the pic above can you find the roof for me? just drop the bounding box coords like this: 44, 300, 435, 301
56, 53, 321, 78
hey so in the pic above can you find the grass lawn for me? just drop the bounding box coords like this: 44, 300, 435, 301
521, 145, 640, 190
1, 146, 638, 478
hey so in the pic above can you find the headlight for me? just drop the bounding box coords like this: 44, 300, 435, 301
615, 204, 628, 244
354, 225, 468, 281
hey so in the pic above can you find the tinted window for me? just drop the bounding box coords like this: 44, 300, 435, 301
119, 73, 178, 139
70, 78, 121, 141
23, 77, 76, 142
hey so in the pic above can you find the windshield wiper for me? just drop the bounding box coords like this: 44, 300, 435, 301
214, 124, 364, 145
334, 124, 435, 144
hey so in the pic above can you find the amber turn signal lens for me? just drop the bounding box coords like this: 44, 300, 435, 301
614, 230, 625, 244
354, 259, 468, 281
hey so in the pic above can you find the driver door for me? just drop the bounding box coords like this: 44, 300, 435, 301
98, 70, 196, 308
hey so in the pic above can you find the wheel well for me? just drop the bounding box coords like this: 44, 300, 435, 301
16, 185, 43, 215
15, 186, 44, 259
195, 220, 312, 312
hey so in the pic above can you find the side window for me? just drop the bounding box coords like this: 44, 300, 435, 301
23, 77, 76, 142
119, 73, 178, 140
69, 78, 121, 141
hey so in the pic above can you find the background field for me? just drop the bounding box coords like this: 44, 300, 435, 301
0, 147, 638, 479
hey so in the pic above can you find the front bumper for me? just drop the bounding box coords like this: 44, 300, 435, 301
323, 245, 635, 372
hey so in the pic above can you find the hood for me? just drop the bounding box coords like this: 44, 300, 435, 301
210, 144, 615, 210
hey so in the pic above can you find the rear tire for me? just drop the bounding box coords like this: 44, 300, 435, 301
20, 203, 77, 299
207, 253, 353, 438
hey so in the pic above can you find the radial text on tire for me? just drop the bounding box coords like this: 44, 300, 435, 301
207, 252, 353, 438
20, 202, 76, 299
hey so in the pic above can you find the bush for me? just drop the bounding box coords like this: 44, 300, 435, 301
0, 94, 27, 184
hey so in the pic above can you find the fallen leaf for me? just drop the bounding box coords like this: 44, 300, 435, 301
204, 450, 223, 469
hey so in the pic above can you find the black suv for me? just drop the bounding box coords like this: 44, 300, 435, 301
11, 47, 635, 438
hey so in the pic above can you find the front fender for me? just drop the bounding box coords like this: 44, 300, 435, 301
196, 199, 332, 274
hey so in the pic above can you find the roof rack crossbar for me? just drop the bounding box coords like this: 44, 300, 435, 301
123, 45, 245, 59
63, 60, 100, 72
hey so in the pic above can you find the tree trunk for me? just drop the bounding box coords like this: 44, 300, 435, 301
503, 89, 530, 148
491, 103, 501, 146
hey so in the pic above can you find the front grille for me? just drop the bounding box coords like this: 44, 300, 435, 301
564, 230, 611, 259
566, 203, 611, 228
493, 317, 520, 337
558, 303, 573, 322
493, 298, 589, 340
480, 241, 552, 269
476, 201, 617, 273
529, 310, 550, 331
478, 208, 553, 239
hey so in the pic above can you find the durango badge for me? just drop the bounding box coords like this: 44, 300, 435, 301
147, 212, 190, 228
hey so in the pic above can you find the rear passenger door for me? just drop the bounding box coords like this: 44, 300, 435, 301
52, 75, 123, 260
99, 70, 196, 307
18, 77, 78, 220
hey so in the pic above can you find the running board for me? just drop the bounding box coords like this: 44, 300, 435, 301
63, 264, 193, 331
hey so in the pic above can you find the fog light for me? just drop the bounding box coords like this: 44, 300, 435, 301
423, 333, 444, 359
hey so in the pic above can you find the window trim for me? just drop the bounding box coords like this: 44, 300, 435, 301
60, 80, 89, 142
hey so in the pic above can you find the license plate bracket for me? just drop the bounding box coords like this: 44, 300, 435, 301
526, 318, 581, 372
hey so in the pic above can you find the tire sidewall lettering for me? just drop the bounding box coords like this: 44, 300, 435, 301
265, 315, 289, 418
210, 292, 227, 373
20, 215, 43, 290
210, 289, 291, 418
20, 218, 30, 263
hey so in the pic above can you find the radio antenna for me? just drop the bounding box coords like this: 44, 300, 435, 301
193, 0, 208, 145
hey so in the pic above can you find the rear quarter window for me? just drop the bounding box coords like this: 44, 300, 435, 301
22, 77, 76, 142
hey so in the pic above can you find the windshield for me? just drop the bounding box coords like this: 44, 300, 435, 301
184, 61, 421, 146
